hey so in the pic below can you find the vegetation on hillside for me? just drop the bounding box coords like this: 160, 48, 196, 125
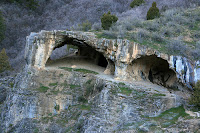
96, 7, 200, 60
130, 0, 145, 8
0, 0, 199, 70
7, 0, 38, 10
0, 11, 5, 43
147, 106, 189, 128
0, 48, 11, 73
79, 20, 92, 31
146, 2, 160, 20
189, 81, 200, 109
101, 11, 118, 30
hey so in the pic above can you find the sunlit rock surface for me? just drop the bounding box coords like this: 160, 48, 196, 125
0, 30, 199, 133
25, 30, 200, 87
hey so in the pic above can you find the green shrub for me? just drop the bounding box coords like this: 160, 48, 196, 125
70, 84, 80, 89
54, 104, 60, 111
79, 105, 91, 110
9, 82, 14, 88
101, 11, 118, 30
74, 68, 98, 74
37, 85, 50, 93
25, 0, 38, 10
78, 96, 87, 103
84, 80, 95, 97
146, 2, 160, 20
0, 11, 5, 43
49, 82, 58, 86
119, 87, 132, 96
130, 0, 145, 8
189, 81, 200, 109
79, 20, 92, 31
0, 48, 11, 73
150, 106, 188, 128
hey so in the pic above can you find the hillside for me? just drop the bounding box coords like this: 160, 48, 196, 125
0, 0, 200, 72
0, 0, 200, 132
96, 7, 200, 60
0, 63, 199, 132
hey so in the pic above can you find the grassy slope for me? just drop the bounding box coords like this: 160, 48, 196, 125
95, 7, 200, 60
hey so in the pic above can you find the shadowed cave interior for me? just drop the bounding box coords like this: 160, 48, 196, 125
45, 38, 110, 74
128, 55, 178, 88
45, 38, 179, 89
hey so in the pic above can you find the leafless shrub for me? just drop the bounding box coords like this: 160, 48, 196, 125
145, 21, 160, 32
130, 33, 137, 40
196, 41, 200, 47
167, 21, 177, 27
191, 49, 200, 60
166, 22, 183, 34
163, 9, 180, 21
102, 30, 117, 39
151, 32, 164, 42
117, 26, 126, 39
137, 29, 150, 43
166, 40, 187, 56
160, 5, 169, 12
193, 31, 200, 39
160, 27, 174, 37
157, 17, 167, 24
174, 15, 190, 25
120, 20, 134, 31
92, 23, 102, 31
1, 0, 200, 72
131, 19, 143, 28
109, 24, 120, 32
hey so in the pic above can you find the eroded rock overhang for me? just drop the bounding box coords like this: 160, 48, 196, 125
25, 30, 200, 88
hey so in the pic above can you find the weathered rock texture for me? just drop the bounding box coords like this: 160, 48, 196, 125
2, 67, 196, 133
25, 30, 200, 88
1, 30, 200, 133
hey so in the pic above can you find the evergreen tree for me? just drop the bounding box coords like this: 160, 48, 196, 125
101, 11, 118, 30
190, 81, 200, 109
130, 0, 145, 8
0, 48, 11, 73
0, 11, 5, 43
146, 2, 160, 20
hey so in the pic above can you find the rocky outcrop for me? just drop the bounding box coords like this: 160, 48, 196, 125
2, 67, 194, 132
1, 30, 200, 133
25, 30, 200, 88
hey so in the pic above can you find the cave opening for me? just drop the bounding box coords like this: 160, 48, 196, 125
45, 38, 109, 74
129, 55, 178, 88
98, 54, 108, 67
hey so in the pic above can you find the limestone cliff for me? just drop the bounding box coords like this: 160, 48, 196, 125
0, 30, 200, 133
25, 30, 200, 88
1, 66, 199, 133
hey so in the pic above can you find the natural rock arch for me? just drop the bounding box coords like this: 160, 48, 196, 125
26, 31, 115, 75
25, 30, 200, 88
46, 42, 109, 72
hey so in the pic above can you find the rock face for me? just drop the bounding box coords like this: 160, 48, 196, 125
1, 30, 200, 133
2, 67, 197, 133
25, 30, 200, 88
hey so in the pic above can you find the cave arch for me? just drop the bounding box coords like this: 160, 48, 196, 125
127, 55, 178, 88
44, 36, 114, 75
